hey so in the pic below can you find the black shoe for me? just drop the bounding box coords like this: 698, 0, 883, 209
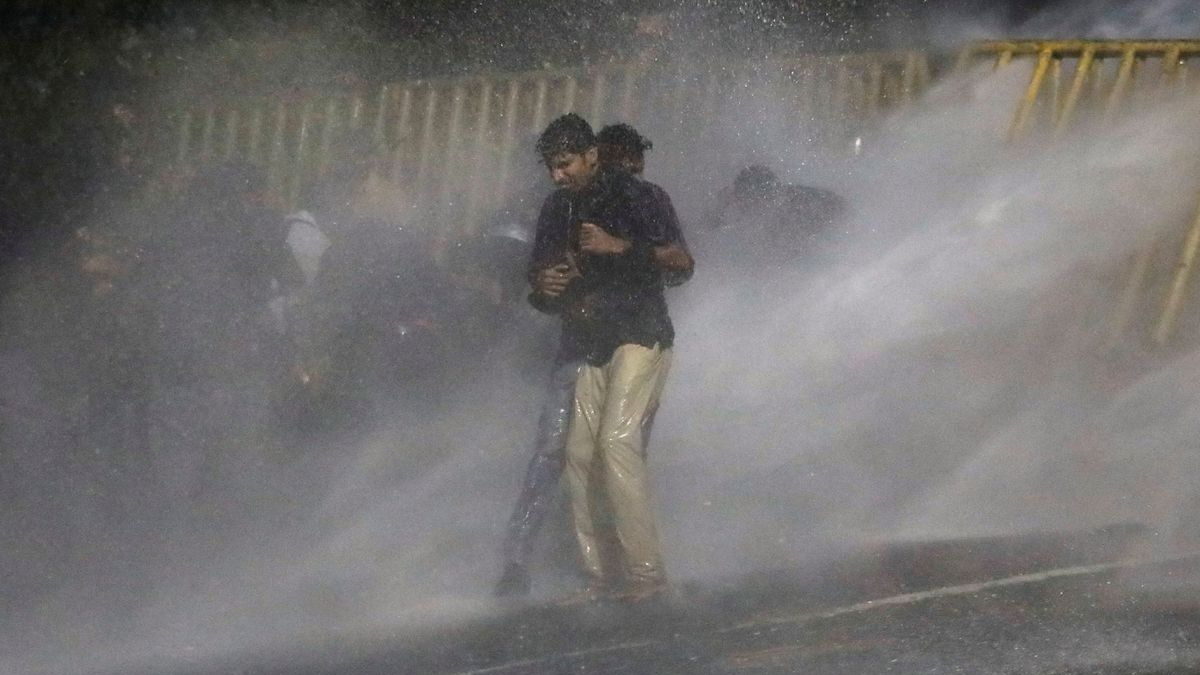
494, 563, 531, 597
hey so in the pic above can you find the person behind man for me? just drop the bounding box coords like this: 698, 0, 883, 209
524, 114, 682, 603
494, 121, 692, 598
597, 123, 693, 286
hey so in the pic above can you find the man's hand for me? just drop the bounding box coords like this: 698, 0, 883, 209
535, 263, 575, 298
579, 223, 630, 255
653, 243, 693, 274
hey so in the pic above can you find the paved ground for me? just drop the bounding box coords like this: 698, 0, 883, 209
156, 524, 1200, 675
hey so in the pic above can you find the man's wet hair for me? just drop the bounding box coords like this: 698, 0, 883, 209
536, 113, 596, 159
597, 123, 653, 163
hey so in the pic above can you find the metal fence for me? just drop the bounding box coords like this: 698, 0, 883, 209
172, 40, 1200, 351
172, 51, 932, 236
955, 40, 1200, 140
958, 41, 1200, 350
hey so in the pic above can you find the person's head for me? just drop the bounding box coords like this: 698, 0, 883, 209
733, 165, 781, 202
597, 123, 653, 175
536, 113, 598, 192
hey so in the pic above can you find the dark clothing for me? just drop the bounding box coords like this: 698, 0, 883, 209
644, 180, 693, 288
703, 182, 845, 268
148, 202, 294, 384
500, 357, 583, 569
711, 183, 845, 237
780, 184, 846, 234
500, 171, 687, 582
529, 166, 676, 366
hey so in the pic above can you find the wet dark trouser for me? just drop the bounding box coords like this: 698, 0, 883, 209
501, 357, 661, 570
501, 358, 583, 569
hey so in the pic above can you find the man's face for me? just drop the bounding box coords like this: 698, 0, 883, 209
545, 148, 598, 192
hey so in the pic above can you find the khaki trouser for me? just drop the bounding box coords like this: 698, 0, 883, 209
564, 343, 672, 585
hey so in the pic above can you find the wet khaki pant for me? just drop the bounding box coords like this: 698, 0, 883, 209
564, 343, 672, 585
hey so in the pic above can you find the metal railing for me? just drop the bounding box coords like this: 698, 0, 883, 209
172, 51, 932, 236
957, 40, 1200, 351
956, 40, 1200, 141
171, 40, 1200, 351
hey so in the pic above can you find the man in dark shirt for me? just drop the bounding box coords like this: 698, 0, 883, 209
597, 123, 693, 287
528, 114, 681, 603
495, 121, 691, 598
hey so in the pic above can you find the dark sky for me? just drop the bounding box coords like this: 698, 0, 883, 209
0, 0, 1070, 42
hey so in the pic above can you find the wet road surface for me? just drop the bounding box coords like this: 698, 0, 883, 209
152, 525, 1200, 675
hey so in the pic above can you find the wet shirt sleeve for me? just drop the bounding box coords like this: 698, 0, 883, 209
606, 183, 674, 279
649, 183, 693, 286
527, 191, 567, 314
652, 184, 687, 250
529, 191, 567, 273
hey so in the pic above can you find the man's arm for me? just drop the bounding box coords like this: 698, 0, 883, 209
648, 184, 693, 286
527, 191, 574, 314
654, 243, 693, 285
578, 182, 694, 284
579, 224, 692, 277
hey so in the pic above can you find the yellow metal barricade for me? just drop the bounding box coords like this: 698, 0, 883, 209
171, 51, 932, 237
167, 42, 1200, 351
956, 40, 1200, 141
958, 41, 1200, 351
163, 39, 1200, 367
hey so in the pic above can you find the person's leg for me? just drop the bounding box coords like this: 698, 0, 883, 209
594, 344, 672, 591
641, 401, 658, 449
591, 382, 660, 567
563, 361, 608, 586
499, 359, 583, 574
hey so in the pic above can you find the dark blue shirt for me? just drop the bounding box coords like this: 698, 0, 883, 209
529, 166, 678, 366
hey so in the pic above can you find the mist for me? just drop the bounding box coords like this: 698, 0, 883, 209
662, 70, 1200, 564
1017, 0, 1200, 38
3, 2, 1200, 674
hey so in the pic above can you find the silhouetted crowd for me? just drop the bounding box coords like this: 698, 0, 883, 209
0, 98, 850, 611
